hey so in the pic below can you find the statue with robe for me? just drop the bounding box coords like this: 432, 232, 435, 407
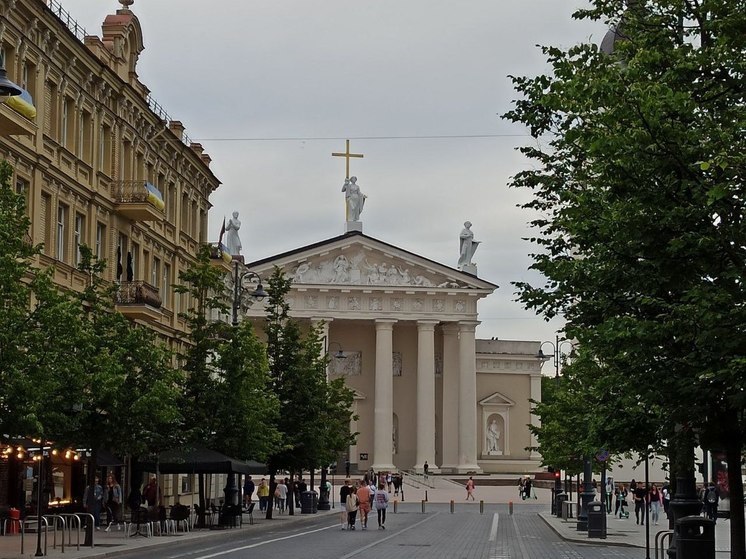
225, 211, 242, 256
342, 176, 366, 221
458, 221, 480, 270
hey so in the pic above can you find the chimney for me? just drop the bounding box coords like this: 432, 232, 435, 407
190, 142, 204, 156
168, 120, 184, 141
200, 153, 212, 168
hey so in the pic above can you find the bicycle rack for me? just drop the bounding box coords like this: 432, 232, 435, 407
58, 513, 82, 550
21, 516, 49, 556
655, 529, 674, 559
43, 514, 66, 552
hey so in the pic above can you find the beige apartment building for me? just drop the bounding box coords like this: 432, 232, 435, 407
0, 0, 219, 343
0, 0, 221, 509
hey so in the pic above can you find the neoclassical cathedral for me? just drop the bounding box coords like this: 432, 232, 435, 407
243, 184, 544, 474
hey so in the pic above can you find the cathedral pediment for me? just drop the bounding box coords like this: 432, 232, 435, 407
247, 231, 496, 292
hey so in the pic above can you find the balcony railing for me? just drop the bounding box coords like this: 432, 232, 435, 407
112, 181, 164, 221
115, 281, 162, 308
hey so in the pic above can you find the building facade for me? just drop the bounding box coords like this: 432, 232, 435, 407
245, 230, 544, 474
0, 0, 219, 509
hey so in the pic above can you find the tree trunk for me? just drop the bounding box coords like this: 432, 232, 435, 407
725, 418, 745, 559
265, 470, 275, 520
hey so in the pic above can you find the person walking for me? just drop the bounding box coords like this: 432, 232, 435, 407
633, 482, 647, 525
340, 479, 353, 530
257, 478, 270, 512
466, 477, 476, 501
648, 484, 663, 525
703, 482, 719, 523
83, 476, 104, 529
275, 479, 288, 513
345, 481, 360, 530
374, 483, 389, 529
243, 476, 255, 510
104, 474, 122, 531
357, 479, 372, 530
423, 462, 429, 480
615, 484, 629, 518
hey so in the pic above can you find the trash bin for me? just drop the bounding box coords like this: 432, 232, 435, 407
7, 508, 20, 534
676, 516, 715, 559
587, 501, 606, 538
300, 490, 318, 514
555, 493, 568, 518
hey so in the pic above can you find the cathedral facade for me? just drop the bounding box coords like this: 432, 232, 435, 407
245, 230, 543, 474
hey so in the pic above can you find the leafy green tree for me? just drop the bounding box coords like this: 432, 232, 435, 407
0, 160, 84, 441
55, 247, 183, 479
504, 1, 745, 554
263, 267, 355, 519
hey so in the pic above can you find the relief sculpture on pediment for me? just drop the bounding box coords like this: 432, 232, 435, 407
288, 250, 469, 289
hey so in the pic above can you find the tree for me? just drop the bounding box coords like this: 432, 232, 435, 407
263, 267, 355, 518
504, 1, 745, 555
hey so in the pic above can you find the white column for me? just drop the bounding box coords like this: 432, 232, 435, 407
414, 320, 438, 473
457, 321, 481, 473
440, 323, 460, 472
372, 319, 396, 471
529, 373, 542, 459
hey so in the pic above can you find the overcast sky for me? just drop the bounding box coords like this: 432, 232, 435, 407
62, 0, 607, 349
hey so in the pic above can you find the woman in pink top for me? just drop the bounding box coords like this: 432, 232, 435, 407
466, 477, 476, 501
374, 483, 389, 529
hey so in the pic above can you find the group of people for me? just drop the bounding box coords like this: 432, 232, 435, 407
339, 476, 390, 530
518, 477, 534, 500
612, 480, 669, 525
82, 473, 126, 530
243, 476, 312, 513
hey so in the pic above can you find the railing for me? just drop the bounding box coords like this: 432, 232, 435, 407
146, 94, 192, 146
116, 281, 162, 308
46, 0, 87, 42
112, 180, 161, 203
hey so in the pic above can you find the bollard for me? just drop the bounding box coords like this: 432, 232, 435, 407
509, 501, 513, 515
480, 500, 484, 514
425, 490, 428, 502
421, 500, 426, 513
393, 499, 398, 513
450, 500, 454, 514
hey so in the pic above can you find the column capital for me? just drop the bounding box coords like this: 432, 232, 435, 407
458, 320, 481, 333
416, 320, 439, 331
374, 319, 397, 330
440, 322, 461, 334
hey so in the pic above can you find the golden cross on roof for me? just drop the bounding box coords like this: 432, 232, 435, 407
332, 139, 364, 179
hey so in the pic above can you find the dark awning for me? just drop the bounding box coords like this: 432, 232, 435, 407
140, 446, 266, 475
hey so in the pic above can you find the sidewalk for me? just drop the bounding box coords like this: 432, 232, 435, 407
0, 507, 339, 559
539, 509, 732, 554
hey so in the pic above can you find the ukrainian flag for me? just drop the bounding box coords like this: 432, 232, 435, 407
6, 87, 36, 120
144, 182, 165, 211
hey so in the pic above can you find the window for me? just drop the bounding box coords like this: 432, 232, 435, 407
95, 223, 106, 260
181, 193, 189, 233
152, 257, 160, 288
22, 61, 36, 99
60, 97, 75, 149
41, 193, 51, 254
74, 213, 85, 265
15, 178, 29, 215
56, 204, 67, 261
44, 81, 58, 137
130, 242, 139, 280
162, 263, 171, 307
80, 110, 92, 163
117, 233, 128, 280
99, 124, 112, 175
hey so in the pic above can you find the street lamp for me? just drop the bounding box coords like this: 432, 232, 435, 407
318, 340, 346, 512
536, 335, 575, 382
222, 259, 266, 523
231, 259, 266, 327
536, 335, 575, 516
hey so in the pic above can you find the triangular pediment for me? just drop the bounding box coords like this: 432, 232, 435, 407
247, 231, 496, 292
479, 392, 515, 407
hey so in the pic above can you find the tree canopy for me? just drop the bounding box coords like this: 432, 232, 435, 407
504, 1, 745, 554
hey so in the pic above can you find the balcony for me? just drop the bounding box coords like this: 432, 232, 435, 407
115, 281, 162, 321
0, 99, 36, 136
113, 181, 165, 221
208, 242, 233, 272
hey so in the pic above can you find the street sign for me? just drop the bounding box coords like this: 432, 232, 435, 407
596, 449, 610, 462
